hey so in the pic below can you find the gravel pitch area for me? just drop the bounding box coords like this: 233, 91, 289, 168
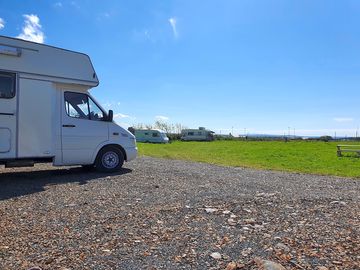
0, 157, 359, 270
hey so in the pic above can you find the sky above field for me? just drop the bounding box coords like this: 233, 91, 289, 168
1, 0, 360, 137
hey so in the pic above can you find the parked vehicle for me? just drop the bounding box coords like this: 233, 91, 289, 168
135, 129, 169, 143
181, 127, 215, 141
0, 35, 137, 172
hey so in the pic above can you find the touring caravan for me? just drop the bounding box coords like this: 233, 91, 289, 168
181, 127, 215, 141
135, 129, 169, 143
0, 35, 137, 172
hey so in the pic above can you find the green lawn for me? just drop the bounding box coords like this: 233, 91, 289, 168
138, 140, 360, 178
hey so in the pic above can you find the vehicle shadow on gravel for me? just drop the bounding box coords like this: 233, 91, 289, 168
0, 167, 132, 201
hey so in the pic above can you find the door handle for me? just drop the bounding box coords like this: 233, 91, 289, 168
63, 124, 76, 128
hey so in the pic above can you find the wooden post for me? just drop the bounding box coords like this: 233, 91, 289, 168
337, 145, 342, 157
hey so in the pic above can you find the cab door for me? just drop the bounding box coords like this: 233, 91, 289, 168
61, 91, 109, 165
0, 72, 17, 159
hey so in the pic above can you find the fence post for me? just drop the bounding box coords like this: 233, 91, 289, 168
337, 145, 342, 157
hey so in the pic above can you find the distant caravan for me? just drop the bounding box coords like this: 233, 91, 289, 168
135, 129, 169, 143
181, 127, 215, 141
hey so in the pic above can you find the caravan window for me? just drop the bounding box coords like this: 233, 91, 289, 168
152, 132, 159, 137
188, 132, 194, 136
0, 72, 15, 99
64, 92, 104, 121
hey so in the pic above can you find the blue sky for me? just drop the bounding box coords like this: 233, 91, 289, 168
1, 0, 360, 136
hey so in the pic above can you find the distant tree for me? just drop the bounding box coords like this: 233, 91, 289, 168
133, 123, 145, 129
154, 120, 173, 133
175, 123, 187, 134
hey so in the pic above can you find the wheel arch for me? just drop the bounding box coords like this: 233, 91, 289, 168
92, 143, 127, 164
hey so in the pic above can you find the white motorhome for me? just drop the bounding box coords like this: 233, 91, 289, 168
135, 129, 169, 143
0, 36, 137, 172
181, 127, 215, 141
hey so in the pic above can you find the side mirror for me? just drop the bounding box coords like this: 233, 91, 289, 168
108, 110, 113, 122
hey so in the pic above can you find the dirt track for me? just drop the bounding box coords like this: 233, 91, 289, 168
0, 157, 359, 269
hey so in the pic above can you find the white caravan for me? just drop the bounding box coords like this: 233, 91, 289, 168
181, 127, 215, 141
0, 36, 137, 172
135, 129, 169, 143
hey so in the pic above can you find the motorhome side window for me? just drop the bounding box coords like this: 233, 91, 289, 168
0, 72, 16, 99
64, 92, 104, 121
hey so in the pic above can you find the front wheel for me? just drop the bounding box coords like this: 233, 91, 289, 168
95, 146, 124, 172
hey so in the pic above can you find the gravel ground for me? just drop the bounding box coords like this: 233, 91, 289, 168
0, 157, 359, 270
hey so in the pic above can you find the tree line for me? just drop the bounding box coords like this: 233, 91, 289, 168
131, 120, 188, 135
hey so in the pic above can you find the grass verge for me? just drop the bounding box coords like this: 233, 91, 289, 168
138, 141, 360, 178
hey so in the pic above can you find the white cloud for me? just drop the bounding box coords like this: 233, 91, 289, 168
155, 115, 169, 121
17, 14, 45, 43
0, 18, 5, 30
334, 117, 354, 123
114, 113, 130, 119
102, 101, 121, 109
113, 113, 136, 128
70, 1, 80, 9
144, 30, 151, 40
132, 29, 156, 43
97, 12, 112, 21
168, 17, 178, 39
54, 2, 63, 8
114, 113, 136, 121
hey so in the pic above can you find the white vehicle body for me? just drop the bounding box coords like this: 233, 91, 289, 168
135, 129, 169, 143
181, 127, 215, 141
0, 36, 137, 171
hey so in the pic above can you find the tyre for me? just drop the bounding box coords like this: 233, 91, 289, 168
95, 146, 124, 172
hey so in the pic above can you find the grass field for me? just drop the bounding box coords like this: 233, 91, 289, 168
138, 140, 360, 178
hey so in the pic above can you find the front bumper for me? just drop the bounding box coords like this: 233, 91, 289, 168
125, 146, 138, 161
